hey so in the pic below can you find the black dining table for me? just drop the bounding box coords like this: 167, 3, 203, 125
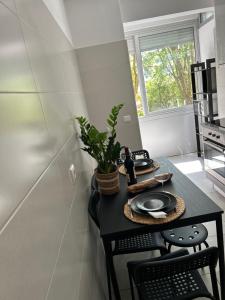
98, 158, 225, 300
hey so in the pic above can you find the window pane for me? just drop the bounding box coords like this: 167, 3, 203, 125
140, 28, 195, 112
129, 53, 144, 117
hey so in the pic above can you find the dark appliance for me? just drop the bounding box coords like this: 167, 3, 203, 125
191, 58, 218, 157
202, 118, 225, 188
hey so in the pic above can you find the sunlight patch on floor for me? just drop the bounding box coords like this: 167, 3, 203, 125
173, 160, 204, 175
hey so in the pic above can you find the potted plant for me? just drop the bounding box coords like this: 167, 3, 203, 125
75, 104, 124, 195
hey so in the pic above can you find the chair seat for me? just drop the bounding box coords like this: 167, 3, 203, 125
113, 232, 167, 255
161, 224, 208, 247
137, 269, 213, 300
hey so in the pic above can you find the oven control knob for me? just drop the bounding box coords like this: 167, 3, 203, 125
208, 132, 212, 135
216, 135, 220, 139
212, 134, 216, 137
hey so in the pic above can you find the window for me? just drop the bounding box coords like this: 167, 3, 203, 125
127, 38, 144, 116
128, 26, 196, 116
129, 53, 144, 116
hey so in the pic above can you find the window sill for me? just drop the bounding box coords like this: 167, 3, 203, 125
139, 105, 193, 122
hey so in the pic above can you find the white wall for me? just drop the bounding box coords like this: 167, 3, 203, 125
139, 108, 197, 158
119, 0, 214, 23
76, 40, 142, 150
214, 0, 225, 118
65, 0, 143, 150
0, 1, 105, 299
64, 0, 124, 49
199, 18, 215, 61
43, 0, 73, 43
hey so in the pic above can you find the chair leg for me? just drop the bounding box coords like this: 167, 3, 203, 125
210, 266, 220, 300
160, 248, 169, 256
168, 244, 172, 253
204, 241, 209, 248
106, 258, 112, 300
199, 244, 202, 251
128, 269, 135, 300
193, 246, 196, 253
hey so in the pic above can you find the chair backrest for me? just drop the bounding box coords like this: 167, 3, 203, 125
88, 189, 100, 228
118, 149, 150, 165
133, 247, 218, 283
131, 149, 150, 160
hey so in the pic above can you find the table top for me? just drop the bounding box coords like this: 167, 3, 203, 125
98, 158, 224, 241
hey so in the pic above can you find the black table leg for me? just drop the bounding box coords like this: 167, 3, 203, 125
105, 257, 112, 300
216, 215, 225, 300
103, 240, 121, 300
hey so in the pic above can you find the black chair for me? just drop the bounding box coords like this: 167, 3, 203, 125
131, 149, 150, 160
88, 177, 168, 256
117, 149, 150, 165
127, 247, 219, 300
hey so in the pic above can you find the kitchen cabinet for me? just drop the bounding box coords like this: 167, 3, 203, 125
215, 0, 225, 65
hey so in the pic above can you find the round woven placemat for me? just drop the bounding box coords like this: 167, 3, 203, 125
124, 195, 185, 225
119, 162, 160, 176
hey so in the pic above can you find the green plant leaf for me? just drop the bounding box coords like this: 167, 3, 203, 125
75, 103, 124, 173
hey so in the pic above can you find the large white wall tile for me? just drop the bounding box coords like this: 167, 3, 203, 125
46, 174, 91, 300
19, 22, 83, 94
19, 23, 66, 92
39, 93, 74, 152
0, 93, 50, 228
45, 140, 94, 299
77, 224, 107, 300
0, 3, 36, 92
0, 2, 100, 300
0, 150, 75, 300
47, 231, 85, 300
0, 0, 16, 11
14, 0, 71, 52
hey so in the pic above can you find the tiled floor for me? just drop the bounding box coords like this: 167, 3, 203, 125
114, 153, 225, 300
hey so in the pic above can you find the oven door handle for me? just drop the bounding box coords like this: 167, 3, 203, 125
204, 140, 225, 154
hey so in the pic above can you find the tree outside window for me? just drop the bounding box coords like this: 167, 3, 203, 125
128, 27, 196, 116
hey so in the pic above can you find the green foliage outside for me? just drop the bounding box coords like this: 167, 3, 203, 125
130, 42, 195, 116
75, 104, 123, 174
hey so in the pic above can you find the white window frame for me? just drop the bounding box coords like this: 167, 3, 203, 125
126, 20, 200, 118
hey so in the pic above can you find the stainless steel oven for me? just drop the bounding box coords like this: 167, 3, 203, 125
203, 138, 225, 185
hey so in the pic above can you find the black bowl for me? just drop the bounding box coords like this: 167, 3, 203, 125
131, 191, 176, 216
134, 158, 153, 170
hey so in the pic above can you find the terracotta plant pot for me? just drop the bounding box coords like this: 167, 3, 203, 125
95, 168, 120, 195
